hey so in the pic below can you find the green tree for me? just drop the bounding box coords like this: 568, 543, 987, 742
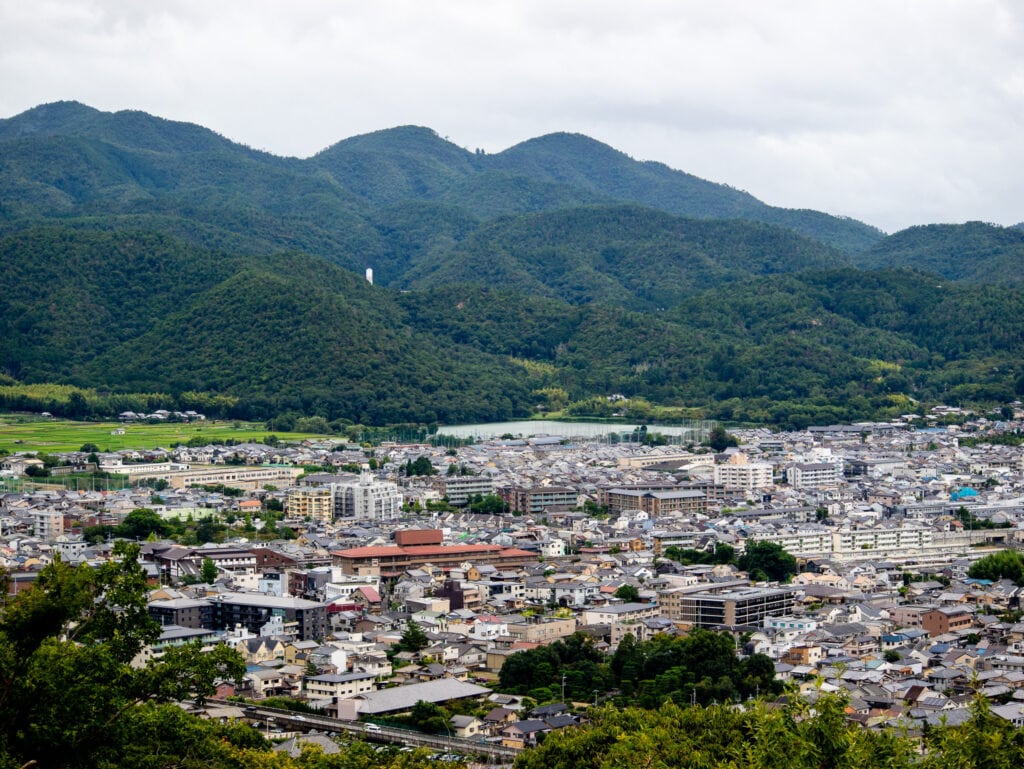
968, 549, 1024, 584
707, 424, 739, 452
200, 556, 218, 584
66, 390, 91, 419
614, 584, 641, 602
738, 540, 798, 583
118, 507, 171, 540
399, 620, 429, 653
468, 493, 506, 514
0, 542, 248, 769
408, 700, 448, 734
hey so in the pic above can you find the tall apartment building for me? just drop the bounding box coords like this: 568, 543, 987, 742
209, 592, 328, 641
333, 473, 402, 522
713, 453, 774, 491
32, 509, 65, 541
787, 462, 840, 488
603, 487, 706, 517
285, 487, 334, 522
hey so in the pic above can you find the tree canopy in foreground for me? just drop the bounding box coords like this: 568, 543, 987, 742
514, 693, 1024, 769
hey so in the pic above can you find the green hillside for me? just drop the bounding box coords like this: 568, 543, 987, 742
2, 102, 1024, 427
401, 205, 845, 308
0, 102, 883, 258
488, 132, 885, 253
854, 221, 1024, 282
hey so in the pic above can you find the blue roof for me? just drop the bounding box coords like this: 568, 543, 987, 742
951, 487, 978, 500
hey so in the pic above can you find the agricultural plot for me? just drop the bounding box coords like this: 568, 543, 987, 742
0, 416, 328, 454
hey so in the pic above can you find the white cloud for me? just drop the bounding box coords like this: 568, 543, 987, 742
1, 0, 1022, 230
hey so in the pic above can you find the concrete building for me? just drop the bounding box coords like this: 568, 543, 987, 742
787, 463, 840, 488
922, 607, 974, 637
286, 487, 334, 522
209, 592, 328, 641
505, 616, 578, 643
333, 474, 402, 522
507, 486, 577, 515
713, 453, 775, 491
139, 465, 304, 491
433, 475, 495, 506
603, 488, 707, 517
331, 542, 536, 578
660, 587, 796, 629
148, 597, 214, 629
581, 602, 661, 627
304, 671, 376, 702
32, 509, 64, 540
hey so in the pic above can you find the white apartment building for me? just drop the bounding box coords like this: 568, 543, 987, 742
756, 521, 940, 560
787, 462, 840, 488
713, 453, 774, 491
333, 473, 402, 522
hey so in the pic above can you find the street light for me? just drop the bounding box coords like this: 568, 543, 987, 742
443, 719, 453, 754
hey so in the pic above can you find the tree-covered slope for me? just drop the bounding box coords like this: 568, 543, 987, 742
489, 132, 885, 253
0, 228, 245, 381
80, 255, 535, 424
401, 205, 846, 308
854, 221, 1024, 282
5, 226, 1024, 425
0, 102, 885, 257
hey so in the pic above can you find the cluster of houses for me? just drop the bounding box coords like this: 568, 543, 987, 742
5, 409, 1024, 738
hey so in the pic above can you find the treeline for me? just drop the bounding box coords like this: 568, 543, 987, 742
0, 382, 240, 420
497, 629, 780, 708
664, 540, 799, 583
514, 693, 1023, 769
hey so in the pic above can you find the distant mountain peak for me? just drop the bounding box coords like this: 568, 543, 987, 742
316, 124, 468, 158
1, 100, 101, 135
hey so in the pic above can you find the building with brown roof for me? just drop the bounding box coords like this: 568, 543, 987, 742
331, 543, 535, 577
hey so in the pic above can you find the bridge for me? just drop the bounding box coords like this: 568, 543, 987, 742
204, 701, 520, 764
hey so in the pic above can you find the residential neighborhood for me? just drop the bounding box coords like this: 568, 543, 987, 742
6, 409, 1024, 744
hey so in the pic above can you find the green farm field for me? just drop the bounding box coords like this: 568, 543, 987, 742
0, 415, 328, 454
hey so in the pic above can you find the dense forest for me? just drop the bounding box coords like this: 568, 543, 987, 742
1, 101, 1023, 427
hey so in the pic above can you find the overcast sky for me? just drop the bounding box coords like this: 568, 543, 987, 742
2, 0, 1022, 232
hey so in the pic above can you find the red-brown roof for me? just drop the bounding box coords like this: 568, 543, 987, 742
332, 543, 504, 558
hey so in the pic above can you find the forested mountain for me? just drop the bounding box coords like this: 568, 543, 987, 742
2, 101, 1023, 427
0, 101, 880, 259
400, 205, 845, 308
853, 220, 1024, 282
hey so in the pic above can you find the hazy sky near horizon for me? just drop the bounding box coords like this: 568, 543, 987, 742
2, 1, 1022, 232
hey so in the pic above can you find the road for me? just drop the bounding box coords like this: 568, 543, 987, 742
205, 701, 519, 764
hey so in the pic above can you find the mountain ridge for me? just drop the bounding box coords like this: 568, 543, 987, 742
3, 102, 1024, 426
0, 101, 883, 253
